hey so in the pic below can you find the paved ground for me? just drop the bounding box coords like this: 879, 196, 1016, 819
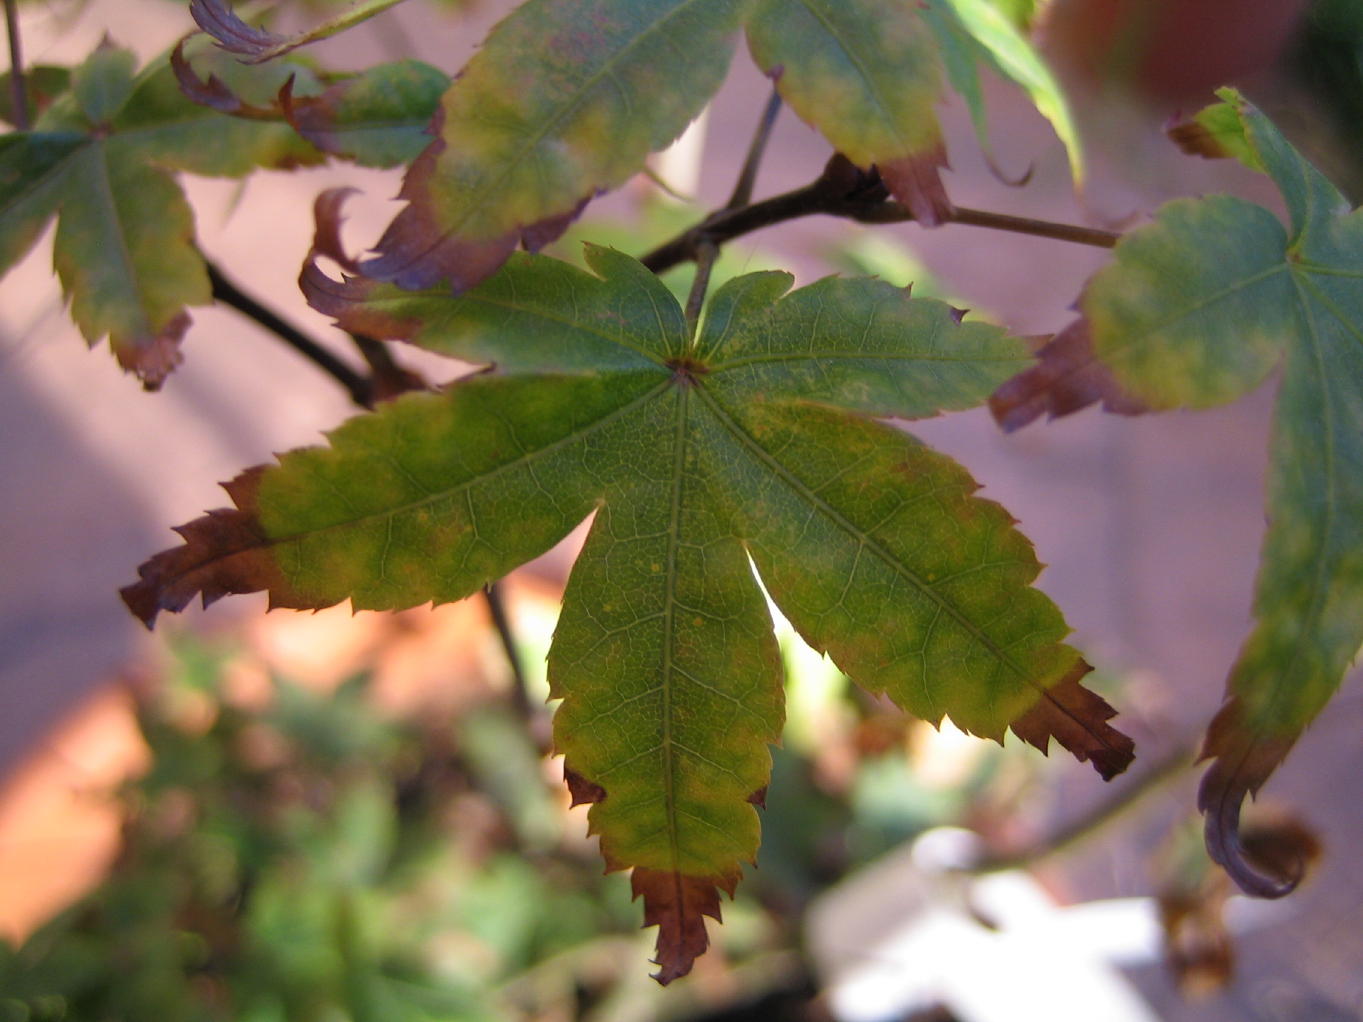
1, 1, 1360, 1018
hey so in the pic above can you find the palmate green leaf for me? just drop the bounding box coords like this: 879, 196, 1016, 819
992, 93, 1363, 898
125, 246, 1134, 982
0, 42, 317, 386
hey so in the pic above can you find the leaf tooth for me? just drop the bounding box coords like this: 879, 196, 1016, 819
563, 766, 607, 808
115, 309, 191, 391
170, 40, 280, 118
1009, 660, 1135, 781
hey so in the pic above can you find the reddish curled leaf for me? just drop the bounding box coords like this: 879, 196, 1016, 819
632, 868, 734, 984
190, 0, 286, 57
190, 0, 408, 63
309, 187, 362, 272
170, 39, 281, 118
1009, 660, 1135, 781
988, 320, 1148, 431
1196, 699, 1305, 898
120, 467, 302, 625
356, 106, 557, 291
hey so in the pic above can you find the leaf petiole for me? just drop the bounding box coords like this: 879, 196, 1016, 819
4, 0, 29, 131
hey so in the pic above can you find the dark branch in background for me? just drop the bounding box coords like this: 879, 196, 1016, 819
683, 240, 718, 335
5, 0, 30, 131
969, 740, 1197, 875
726, 88, 783, 210
684, 89, 784, 337
207, 260, 376, 408
483, 581, 539, 741
641, 155, 1121, 276
204, 259, 535, 724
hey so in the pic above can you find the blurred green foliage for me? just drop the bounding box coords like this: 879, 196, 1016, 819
0, 642, 640, 1021
0, 618, 1059, 1020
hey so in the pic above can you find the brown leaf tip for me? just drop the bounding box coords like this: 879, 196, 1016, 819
632, 868, 735, 985
1010, 660, 1135, 781
1197, 699, 1307, 898
878, 143, 954, 228
563, 767, 606, 808
989, 319, 1148, 433
120, 466, 292, 628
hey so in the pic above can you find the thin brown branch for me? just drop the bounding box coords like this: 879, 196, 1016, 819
206, 260, 376, 408
640, 160, 1121, 277
683, 239, 718, 338
5, 0, 30, 131
483, 581, 538, 734
725, 88, 783, 211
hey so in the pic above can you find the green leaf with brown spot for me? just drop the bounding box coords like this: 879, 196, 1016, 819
125, 246, 1133, 981
0, 41, 319, 386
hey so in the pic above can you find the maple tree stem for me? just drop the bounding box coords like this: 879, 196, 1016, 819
4, 0, 29, 131
640, 169, 1121, 276
483, 582, 539, 734
206, 260, 376, 408
725, 87, 783, 211
684, 239, 718, 337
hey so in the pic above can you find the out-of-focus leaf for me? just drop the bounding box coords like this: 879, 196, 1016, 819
927, 0, 1084, 185
746, 0, 952, 225
281, 60, 448, 168
0, 66, 72, 127
126, 245, 1133, 981
0, 42, 317, 386
359, 0, 746, 292
1166, 92, 1264, 173
190, 0, 410, 63
171, 43, 447, 168
992, 92, 1361, 899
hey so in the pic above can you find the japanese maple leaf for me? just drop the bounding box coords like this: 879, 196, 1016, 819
0, 41, 316, 386
991, 92, 1363, 899
124, 244, 1133, 981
